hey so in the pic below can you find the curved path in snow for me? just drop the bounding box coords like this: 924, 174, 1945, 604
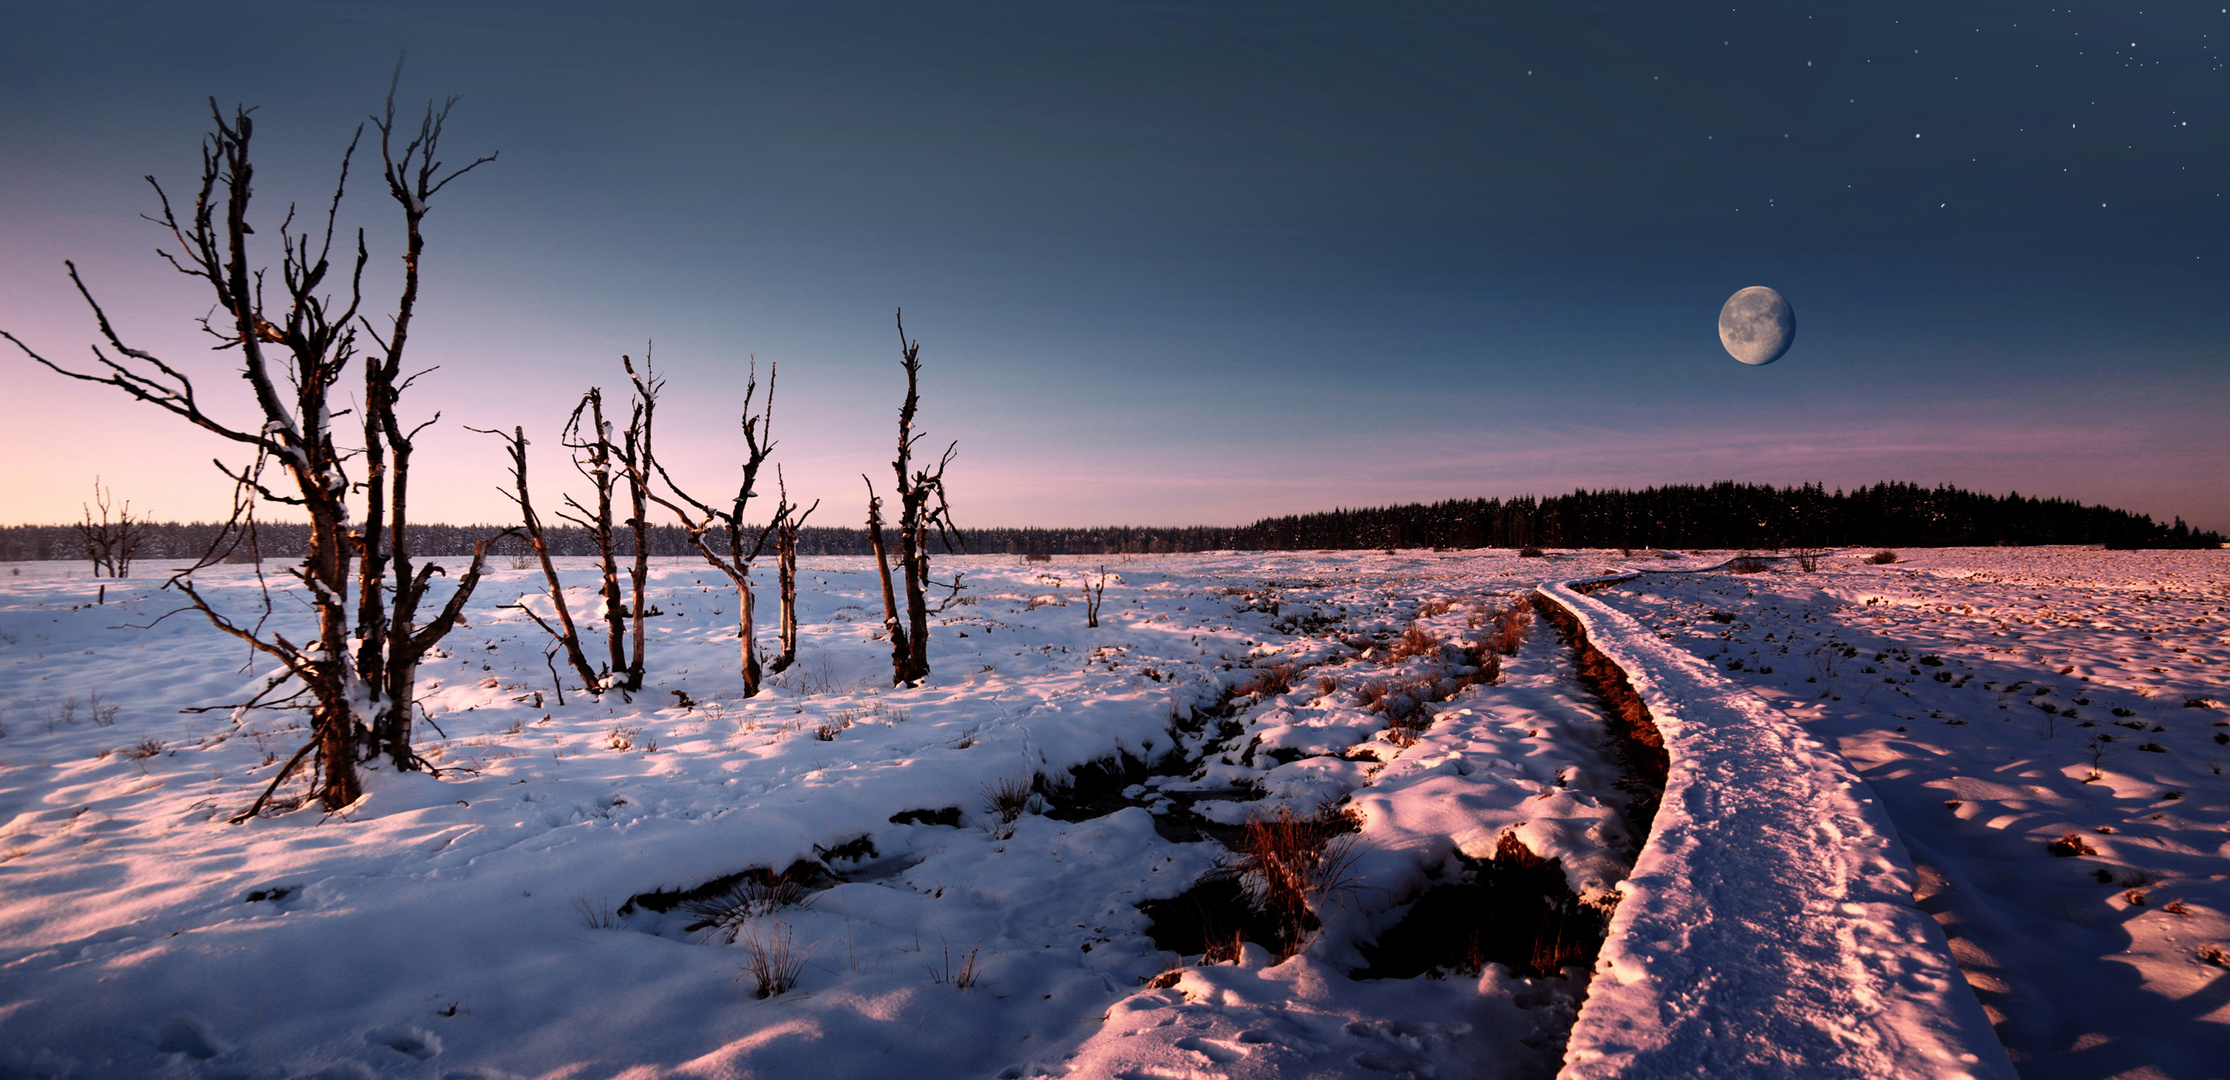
1539, 576, 2016, 1080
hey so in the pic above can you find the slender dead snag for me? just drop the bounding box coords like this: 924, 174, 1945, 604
612, 353, 657, 691
628, 354, 781, 696
864, 476, 909, 679
1084, 567, 1107, 628
5, 81, 498, 813
560, 387, 630, 689
78, 478, 146, 578
479, 424, 602, 694
885, 310, 964, 685
768, 467, 818, 674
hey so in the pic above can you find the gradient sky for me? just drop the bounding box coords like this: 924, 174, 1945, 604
3, 1, 2225, 531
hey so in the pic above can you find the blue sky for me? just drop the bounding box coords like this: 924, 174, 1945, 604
3, 1, 2225, 530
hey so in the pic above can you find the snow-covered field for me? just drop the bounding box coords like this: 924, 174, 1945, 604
0, 548, 2222, 1078
1585, 548, 2230, 1080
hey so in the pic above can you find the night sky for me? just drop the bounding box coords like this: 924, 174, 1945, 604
3, 1, 2224, 531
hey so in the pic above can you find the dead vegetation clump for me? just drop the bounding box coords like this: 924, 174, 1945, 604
683, 871, 817, 944
1231, 802, 1367, 953
1238, 662, 1298, 698
2047, 832, 2099, 857
982, 772, 1044, 837
1360, 831, 1610, 980
1139, 801, 1365, 961
1868, 550, 1900, 564
1386, 623, 1445, 663
1730, 555, 1772, 574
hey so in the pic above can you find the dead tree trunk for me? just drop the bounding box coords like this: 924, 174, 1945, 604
561, 387, 629, 687
769, 467, 817, 674
625, 353, 781, 697
864, 478, 909, 681
484, 424, 603, 694
884, 311, 962, 686
8, 85, 498, 813
613, 358, 656, 692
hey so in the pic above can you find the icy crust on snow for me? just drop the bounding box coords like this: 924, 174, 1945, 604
1544, 580, 2015, 1080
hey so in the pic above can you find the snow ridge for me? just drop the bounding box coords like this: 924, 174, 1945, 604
1543, 579, 2015, 1080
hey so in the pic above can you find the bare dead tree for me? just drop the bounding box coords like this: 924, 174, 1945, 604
610, 353, 658, 692
627, 354, 781, 696
768, 466, 818, 674
1084, 566, 1107, 628
4, 83, 499, 815
480, 424, 602, 694
881, 310, 963, 686
78, 478, 146, 578
559, 387, 631, 689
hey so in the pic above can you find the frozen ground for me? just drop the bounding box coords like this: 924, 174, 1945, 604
0, 547, 2220, 1078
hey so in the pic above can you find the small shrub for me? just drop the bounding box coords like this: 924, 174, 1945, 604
1022, 552, 1052, 563
1316, 674, 1339, 696
1868, 550, 1899, 565
1729, 555, 1771, 574
739, 922, 810, 998
1517, 546, 1545, 558
604, 726, 639, 751
89, 692, 119, 727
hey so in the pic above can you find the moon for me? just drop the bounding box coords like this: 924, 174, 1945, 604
1718, 286, 1795, 366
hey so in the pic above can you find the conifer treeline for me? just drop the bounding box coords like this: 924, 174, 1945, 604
2, 481, 2217, 563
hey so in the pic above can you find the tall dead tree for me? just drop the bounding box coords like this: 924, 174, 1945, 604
6, 87, 498, 815
626, 354, 782, 696
78, 478, 146, 578
768, 467, 818, 674
611, 357, 656, 692
875, 311, 962, 686
482, 424, 602, 694
559, 387, 634, 688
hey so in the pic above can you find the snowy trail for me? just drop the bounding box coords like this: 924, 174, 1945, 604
1542, 578, 2016, 1080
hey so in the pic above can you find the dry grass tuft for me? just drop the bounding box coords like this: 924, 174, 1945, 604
928, 936, 986, 988
1387, 623, 1444, 663
1238, 662, 1297, 697
1231, 802, 1367, 955
1868, 549, 1900, 564
982, 773, 1043, 837
686, 873, 815, 943
738, 921, 810, 998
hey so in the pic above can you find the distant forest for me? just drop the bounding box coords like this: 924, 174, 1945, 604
3, 481, 2220, 564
